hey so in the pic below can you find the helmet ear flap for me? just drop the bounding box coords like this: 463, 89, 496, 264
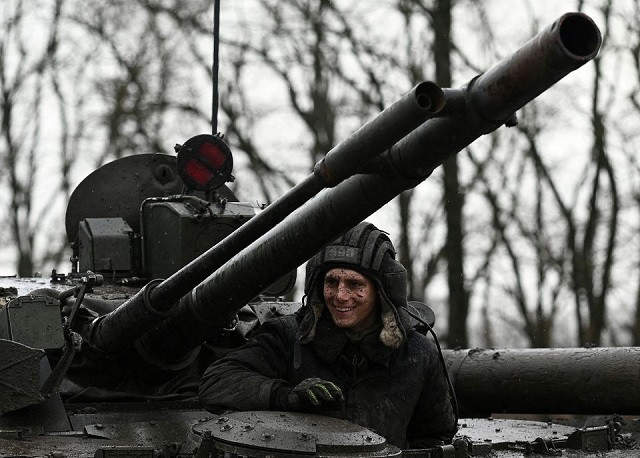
379, 259, 408, 310
304, 251, 324, 296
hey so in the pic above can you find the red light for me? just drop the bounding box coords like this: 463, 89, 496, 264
199, 142, 226, 168
177, 134, 233, 191
184, 159, 212, 186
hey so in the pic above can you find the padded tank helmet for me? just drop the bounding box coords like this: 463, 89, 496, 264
300, 222, 408, 348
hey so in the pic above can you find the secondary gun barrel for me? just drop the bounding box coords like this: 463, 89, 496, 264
88, 82, 445, 354
443, 347, 640, 415
135, 12, 602, 366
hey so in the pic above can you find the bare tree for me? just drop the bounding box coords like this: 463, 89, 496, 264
613, 0, 640, 345
0, 0, 70, 276
70, 0, 206, 165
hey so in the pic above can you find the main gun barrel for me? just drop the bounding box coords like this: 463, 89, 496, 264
135, 12, 602, 366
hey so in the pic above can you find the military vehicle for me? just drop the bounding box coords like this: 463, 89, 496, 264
2, 10, 639, 457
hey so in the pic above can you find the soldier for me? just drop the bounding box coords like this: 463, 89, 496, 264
198, 222, 457, 449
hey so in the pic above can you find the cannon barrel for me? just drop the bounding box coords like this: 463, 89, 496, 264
443, 347, 640, 415
133, 12, 602, 366
88, 82, 445, 354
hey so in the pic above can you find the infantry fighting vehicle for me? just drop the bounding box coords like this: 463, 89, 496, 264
2, 11, 638, 457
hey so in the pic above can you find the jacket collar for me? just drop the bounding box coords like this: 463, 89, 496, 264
309, 311, 396, 367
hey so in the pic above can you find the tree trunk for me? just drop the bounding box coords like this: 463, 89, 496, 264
432, 0, 469, 347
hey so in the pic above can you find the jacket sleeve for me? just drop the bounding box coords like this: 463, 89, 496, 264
198, 317, 295, 411
406, 338, 458, 448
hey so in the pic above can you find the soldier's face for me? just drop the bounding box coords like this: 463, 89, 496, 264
323, 268, 377, 332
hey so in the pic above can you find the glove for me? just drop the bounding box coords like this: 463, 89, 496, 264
271, 378, 344, 412
289, 378, 344, 409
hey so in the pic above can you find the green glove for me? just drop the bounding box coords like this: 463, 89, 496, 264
287, 378, 344, 411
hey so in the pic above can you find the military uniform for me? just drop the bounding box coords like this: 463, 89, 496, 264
198, 222, 457, 449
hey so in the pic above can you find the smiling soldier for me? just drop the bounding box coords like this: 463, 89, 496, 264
198, 222, 457, 449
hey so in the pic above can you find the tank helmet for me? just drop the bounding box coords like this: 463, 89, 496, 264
302, 222, 408, 348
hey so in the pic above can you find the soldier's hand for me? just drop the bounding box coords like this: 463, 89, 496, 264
287, 378, 344, 411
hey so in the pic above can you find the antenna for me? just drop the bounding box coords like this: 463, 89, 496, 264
212, 0, 221, 134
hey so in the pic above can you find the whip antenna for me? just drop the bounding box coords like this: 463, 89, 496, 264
212, 0, 221, 134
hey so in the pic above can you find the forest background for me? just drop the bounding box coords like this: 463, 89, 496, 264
1, 0, 639, 350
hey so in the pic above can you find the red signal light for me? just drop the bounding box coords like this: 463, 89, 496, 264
199, 142, 226, 168
177, 134, 233, 191
184, 159, 214, 187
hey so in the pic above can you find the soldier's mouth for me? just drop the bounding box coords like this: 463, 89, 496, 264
334, 306, 355, 313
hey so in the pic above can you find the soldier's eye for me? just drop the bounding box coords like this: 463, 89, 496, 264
346, 280, 365, 289
324, 277, 338, 287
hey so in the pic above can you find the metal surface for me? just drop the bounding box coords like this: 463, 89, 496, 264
65, 154, 183, 244
77, 218, 134, 273
0, 339, 44, 413
1, 296, 64, 350
457, 418, 575, 444
467, 13, 601, 122
65, 153, 237, 245
0, 407, 208, 457
141, 198, 257, 279
443, 347, 640, 415
0, 276, 139, 303
193, 411, 401, 457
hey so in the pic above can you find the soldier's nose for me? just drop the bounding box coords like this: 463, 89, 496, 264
336, 285, 350, 300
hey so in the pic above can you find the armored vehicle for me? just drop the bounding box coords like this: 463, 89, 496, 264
2, 11, 639, 457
